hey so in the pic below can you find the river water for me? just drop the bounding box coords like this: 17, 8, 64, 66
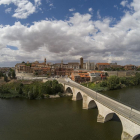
0, 86, 140, 140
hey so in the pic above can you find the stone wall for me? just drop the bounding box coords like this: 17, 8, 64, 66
90, 77, 101, 82
107, 71, 139, 77
107, 71, 118, 77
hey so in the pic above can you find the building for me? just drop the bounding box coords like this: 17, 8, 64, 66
88, 71, 105, 82
80, 57, 83, 69
55, 68, 73, 77
124, 65, 136, 71
71, 71, 90, 83
96, 63, 110, 70
86, 61, 95, 70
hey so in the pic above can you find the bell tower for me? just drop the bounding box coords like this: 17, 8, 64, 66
44, 58, 46, 64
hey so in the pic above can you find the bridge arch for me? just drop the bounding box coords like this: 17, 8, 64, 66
65, 87, 73, 94
133, 134, 140, 140
88, 100, 97, 109
104, 112, 116, 122
76, 92, 83, 100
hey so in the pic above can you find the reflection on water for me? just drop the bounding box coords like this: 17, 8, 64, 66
0, 96, 139, 140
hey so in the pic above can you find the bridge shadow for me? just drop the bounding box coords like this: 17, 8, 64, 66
65, 87, 73, 94
135, 134, 140, 140
109, 114, 121, 123
76, 92, 83, 100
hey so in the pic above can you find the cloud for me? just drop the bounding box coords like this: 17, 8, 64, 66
5, 7, 12, 13
97, 10, 101, 19
114, 5, 118, 10
69, 8, 75, 12
1, 0, 140, 66
0, 0, 41, 19
49, 3, 53, 7
88, 8, 92, 12
34, 0, 41, 7
88, 8, 93, 14
120, 0, 128, 7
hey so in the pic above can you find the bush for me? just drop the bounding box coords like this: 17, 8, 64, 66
58, 92, 63, 97
41, 94, 44, 99
45, 94, 50, 98
100, 81, 107, 87
18, 87, 23, 94
107, 76, 120, 90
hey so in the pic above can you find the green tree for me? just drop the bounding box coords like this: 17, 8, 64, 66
0, 72, 3, 78
4, 75, 8, 82
12, 70, 16, 79
18, 87, 23, 94
28, 91, 34, 100
8, 72, 11, 78
46, 86, 52, 95
107, 76, 120, 90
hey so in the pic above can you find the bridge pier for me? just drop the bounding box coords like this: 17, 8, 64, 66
121, 131, 133, 140
83, 95, 97, 109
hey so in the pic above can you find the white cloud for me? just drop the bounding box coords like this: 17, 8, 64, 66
0, 0, 41, 19
5, 7, 12, 13
120, 0, 128, 7
97, 10, 101, 19
69, 8, 75, 12
49, 3, 53, 7
114, 5, 118, 9
88, 8, 92, 12
34, 0, 41, 7
1, 0, 140, 65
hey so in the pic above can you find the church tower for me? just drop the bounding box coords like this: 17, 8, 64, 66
44, 58, 46, 64
61, 59, 63, 68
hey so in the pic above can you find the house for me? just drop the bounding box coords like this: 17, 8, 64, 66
96, 63, 110, 70
124, 65, 136, 71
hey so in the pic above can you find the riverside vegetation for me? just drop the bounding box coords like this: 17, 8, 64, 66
82, 73, 140, 92
0, 80, 64, 99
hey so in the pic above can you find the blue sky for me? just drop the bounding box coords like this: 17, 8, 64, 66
0, 0, 140, 66
0, 0, 132, 25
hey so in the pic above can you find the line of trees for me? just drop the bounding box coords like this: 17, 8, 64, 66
104, 67, 125, 71
0, 80, 64, 99
100, 73, 140, 90
8, 68, 15, 79
0, 69, 16, 82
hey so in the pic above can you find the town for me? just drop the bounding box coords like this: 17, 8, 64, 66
11, 57, 139, 83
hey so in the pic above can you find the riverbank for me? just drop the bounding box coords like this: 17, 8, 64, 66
0, 79, 65, 100
82, 73, 140, 92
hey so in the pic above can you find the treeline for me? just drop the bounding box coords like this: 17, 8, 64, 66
100, 73, 140, 90
0, 69, 16, 82
0, 80, 64, 99
104, 67, 125, 71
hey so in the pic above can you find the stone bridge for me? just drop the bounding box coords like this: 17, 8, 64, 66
58, 78, 140, 140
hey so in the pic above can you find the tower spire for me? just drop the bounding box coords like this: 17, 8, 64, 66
44, 58, 46, 64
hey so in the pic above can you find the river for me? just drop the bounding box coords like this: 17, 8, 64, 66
0, 86, 140, 140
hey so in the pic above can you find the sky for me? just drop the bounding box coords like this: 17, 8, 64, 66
0, 0, 140, 66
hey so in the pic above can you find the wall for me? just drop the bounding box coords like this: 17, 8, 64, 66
107, 71, 138, 77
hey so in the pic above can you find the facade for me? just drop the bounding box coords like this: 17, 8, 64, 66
68, 62, 80, 69
86, 61, 95, 70
124, 65, 136, 71
55, 68, 73, 77
111, 65, 124, 69
96, 63, 110, 70
80, 57, 83, 69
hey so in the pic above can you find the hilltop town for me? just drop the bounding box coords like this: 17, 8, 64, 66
13, 57, 139, 83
